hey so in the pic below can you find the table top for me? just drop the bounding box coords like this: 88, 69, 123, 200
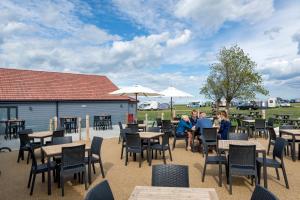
42, 141, 91, 157
138, 124, 147, 128
128, 186, 218, 200
0, 119, 25, 123
218, 140, 266, 152
139, 132, 164, 139
171, 120, 179, 124
280, 129, 300, 136
242, 119, 255, 123
28, 131, 53, 139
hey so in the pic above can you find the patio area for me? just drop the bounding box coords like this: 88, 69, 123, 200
0, 135, 299, 200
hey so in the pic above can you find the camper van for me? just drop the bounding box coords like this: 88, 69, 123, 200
267, 98, 277, 108
138, 101, 159, 110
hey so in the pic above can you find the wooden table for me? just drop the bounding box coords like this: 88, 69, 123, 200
129, 186, 219, 200
139, 132, 164, 166
280, 129, 300, 161
138, 124, 147, 131
42, 141, 91, 195
218, 140, 268, 188
29, 131, 53, 162
59, 116, 78, 133
0, 119, 25, 139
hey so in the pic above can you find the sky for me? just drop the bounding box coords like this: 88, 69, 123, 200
1, 0, 300, 103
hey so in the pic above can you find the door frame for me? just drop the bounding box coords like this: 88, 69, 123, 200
0, 106, 18, 120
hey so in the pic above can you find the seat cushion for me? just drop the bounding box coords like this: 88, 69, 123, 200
256, 157, 281, 168
151, 144, 169, 150
35, 161, 56, 173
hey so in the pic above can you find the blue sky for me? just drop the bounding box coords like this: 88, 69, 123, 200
1, 0, 300, 103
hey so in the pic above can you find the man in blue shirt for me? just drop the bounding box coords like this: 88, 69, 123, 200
195, 112, 213, 135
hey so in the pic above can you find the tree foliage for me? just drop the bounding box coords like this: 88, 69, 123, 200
201, 45, 269, 111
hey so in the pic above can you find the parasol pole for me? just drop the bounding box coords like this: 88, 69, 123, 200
170, 97, 173, 119
135, 93, 138, 121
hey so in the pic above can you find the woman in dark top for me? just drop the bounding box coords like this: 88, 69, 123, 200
189, 110, 198, 126
218, 111, 231, 140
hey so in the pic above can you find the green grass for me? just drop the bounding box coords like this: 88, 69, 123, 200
137, 103, 300, 121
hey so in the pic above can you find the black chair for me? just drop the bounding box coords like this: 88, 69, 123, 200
257, 137, 289, 188
267, 127, 277, 155
84, 180, 114, 200
250, 185, 279, 200
120, 128, 134, 159
156, 118, 162, 127
46, 128, 65, 145
161, 120, 172, 132
200, 128, 218, 157
147, 127, 160, 132
202, 141, 227, 186
254, 119, 267, 139
17, 129, 41, 164
85, 137, 105, 178
266, 118, 275, 128
127, 123, 139, 133
60, 144, 87, 196
93, 116, 100, 130
125, 133, 147, 167
151, 131, 172, 164
229, 125, 236, 133
152, 164, 189, 187
228, 133, 248, 140
228, 144, 257, 194
27, 145, 57, 195
236, 118, 247, 133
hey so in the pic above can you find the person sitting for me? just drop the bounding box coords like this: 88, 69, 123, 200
195, 112, 213, 135
189, 110, 198, 126
176, 115, 193, 150
218, 111, 231, 140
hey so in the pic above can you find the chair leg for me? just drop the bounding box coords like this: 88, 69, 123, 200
202, 162, 207, 182
229, 172, 232, 195
30, 173, 36, 195
219, 163, 222, 187
282, 166, 289, 189
121, 145, 124, 159
84, 171, 87, 190
125, 151, 128, 166
257, 164, 261, 185
92, 163, 96, 174
27, 170, 33, 188
162, 150, 166, 164
61, 175, 64, 196
99, 158, 105, 178
139, 153, 142, 168
27, 151, 30, 164
168, 147, 173, 161
17, 150, 22, 163
275, 168, 280, 180
172, 139, 176, 150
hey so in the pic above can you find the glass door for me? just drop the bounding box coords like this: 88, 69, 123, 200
0, 108, 8, 134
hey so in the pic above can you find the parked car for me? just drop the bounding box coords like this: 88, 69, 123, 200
138, 101, 159, 110
187, 102, 202, 108
158, 103, 170, 110
279, 101, 291, 107
236, 102, 259, 110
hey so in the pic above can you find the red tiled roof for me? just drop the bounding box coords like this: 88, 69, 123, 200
0, 68, 132, 101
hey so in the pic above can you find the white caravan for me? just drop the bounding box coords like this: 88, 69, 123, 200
267, 98, 277, 108
138, 101, 159, 110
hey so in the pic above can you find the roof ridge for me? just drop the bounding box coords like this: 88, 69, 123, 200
0, 67, 106, 78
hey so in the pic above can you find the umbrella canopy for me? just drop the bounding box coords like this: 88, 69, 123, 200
159, 87, 193, 118
110, 85, 160, 120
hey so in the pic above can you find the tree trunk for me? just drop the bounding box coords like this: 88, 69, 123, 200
226, 100, 230, 115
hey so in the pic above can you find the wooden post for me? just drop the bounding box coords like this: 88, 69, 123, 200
86, 115, 90, 141
54, 116, 58, 130
49, 118, 53, 131
125, 113, 128, 124
173, 110, 176, 119
161, 112, 164, 120
262, 109, 266, 119
145, 113, 148, 128
78, 117, 82, 140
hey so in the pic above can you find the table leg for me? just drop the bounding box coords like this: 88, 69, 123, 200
292, 136, 296, 161
41, 138, 45, 181
88, 150, 91, 184
148, 139, 151, 166
263, 151, 268, 188
47, 156, 51, 195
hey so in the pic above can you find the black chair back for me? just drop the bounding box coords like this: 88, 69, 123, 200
19, 130, 32, 147
19, 129, 33, 135
228, 133, 248, 140
137, 120, 144, 124
125, 133, 141, 149
52, 136, 73, 145
229, 125, 236, 133
52, 128, 65, 138
251, 185, 278, 200
267, 118, 275, 127
147, 127, 160, 132
156, 118, 162, 126
61, 144, 85, 170
202, 128, 218, 141
91, 136, 103, 156
127, 124, 139, 133
28, 145, 38, 170
273, 137, 287, 160
255, 119, 266, 129
161, 132, 171, 146
268, 127, 277, 141
161, 120, 172, 132
84, 180, 114, 200
229, 145, 256, 169
152, 164, 189, 187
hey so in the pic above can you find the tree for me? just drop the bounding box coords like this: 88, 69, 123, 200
205, 45, 269, 112
200, 72, 223, 112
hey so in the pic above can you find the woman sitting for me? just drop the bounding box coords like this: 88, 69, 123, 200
176, 115, 193, 150
218, 111, 231, 140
